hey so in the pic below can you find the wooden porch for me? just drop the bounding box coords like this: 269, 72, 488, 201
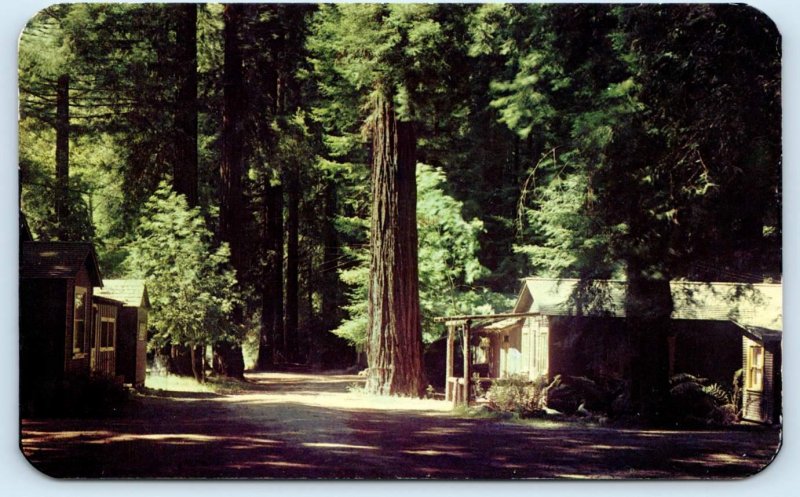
435, 312, 540, 407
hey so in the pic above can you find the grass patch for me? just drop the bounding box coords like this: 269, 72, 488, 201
144, 373, 258, 396
145, 374, 216, 394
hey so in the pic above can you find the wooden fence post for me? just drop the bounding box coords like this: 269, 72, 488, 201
445, 324, 455, 402
463, 319, 472, 405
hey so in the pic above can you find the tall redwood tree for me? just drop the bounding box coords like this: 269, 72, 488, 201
215, 3, 246, 378
364, 94, 426, 396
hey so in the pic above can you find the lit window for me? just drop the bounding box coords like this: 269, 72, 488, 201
747, 345, 764, 391
73, 287, 87, 354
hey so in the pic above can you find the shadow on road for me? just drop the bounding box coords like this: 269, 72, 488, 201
20, 371, 781, 479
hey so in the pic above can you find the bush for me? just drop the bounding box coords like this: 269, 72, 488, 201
486, 375, 548, 416
542, 375, 627, 416
667, 373, 739, 426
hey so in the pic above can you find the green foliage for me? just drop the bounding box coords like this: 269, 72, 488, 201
486, 374, 548, 416
668, 373, 739, 426
480, 4, 780, 284
332, 164, 511, 347
18, 4, 781, 376
126, 182, 241, 350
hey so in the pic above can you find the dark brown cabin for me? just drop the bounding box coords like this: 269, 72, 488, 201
20, 241, 103, 414
90, 295, 123, 378
462, 278, 782, 423
95, 280, 150, 387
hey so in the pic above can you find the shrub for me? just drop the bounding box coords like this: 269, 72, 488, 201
486, 375, 547, 416
667, 373, 739, 426
542, 375, 627, 416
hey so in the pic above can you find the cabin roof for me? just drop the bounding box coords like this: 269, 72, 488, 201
473, 316, 524, 334
20, 241, 103, 287
94, 279, 150, 308
514, 278, 782, 332
92, 294, 124, 307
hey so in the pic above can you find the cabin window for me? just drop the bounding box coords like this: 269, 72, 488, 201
747, 345, 764, 391
100, 318, 116, 350
72, 287, 87, 355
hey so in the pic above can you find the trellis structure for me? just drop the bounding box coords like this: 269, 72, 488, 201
433, 312, 541, 406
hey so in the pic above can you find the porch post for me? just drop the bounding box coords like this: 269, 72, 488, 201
445, 324, 455, 401
463, 319, 472, 404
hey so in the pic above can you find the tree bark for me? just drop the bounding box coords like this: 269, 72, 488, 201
365, 94, 426, 397
173, 3, 198, 206
256, 182, 284, 369
190, 345, 203, 383
625, 263, 673, 423
215, 3, 245, 379
321, 181, 340, 322
55, 73, 69, 240
284, 163, 299, 362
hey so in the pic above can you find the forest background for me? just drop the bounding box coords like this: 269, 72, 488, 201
4, 0, 799, 496
17, 3, 782, 388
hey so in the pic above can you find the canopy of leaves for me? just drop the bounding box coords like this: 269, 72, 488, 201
126, 182, 240, 350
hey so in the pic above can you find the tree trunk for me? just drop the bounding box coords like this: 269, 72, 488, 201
215, 3, 245, 379
256, 182, 283, 370
313, 180, 343, 369
321, 180, 340, 324
173, 3, 198, 206
365, 95, 426, 397
190, 345, 203, 383
167, 344, 194, 376
625, 263, 673, 423
284, 163, 299, 362
55, 73, 69, 240
213, 339, 244, 379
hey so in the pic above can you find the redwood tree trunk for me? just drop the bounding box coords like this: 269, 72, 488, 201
365, 95, 426, 397
55, 73, 69, 240
625, 263, 673, 422
284, 163, 299, 362
215, 3, 245, 379
256, 182, 284, 369
173, 3, 198, 206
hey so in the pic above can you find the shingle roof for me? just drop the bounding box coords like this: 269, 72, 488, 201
514, 278, 782, 331
473, 316, 524, 334
94, 279, 150, 308
20, 241, 103, 286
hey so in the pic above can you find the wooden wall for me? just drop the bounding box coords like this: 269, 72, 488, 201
742, 336, 780, 424
93, 301, 118, 376
115, 306, 147, 387
20, 279, 67, 415
65, 268, 94, 376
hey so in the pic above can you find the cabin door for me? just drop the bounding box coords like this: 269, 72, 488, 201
90, 304, 99, 371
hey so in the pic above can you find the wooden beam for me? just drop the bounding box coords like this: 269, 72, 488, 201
433, 312, 541, 323
445, 324, 455, 401
463, 319, 472, 405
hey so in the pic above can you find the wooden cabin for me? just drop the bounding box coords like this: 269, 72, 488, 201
90, 295, 122, 377
95, 280, 150, 387
20, 241, 104, 413
740, 325, 782, 424
466, 278, 782, 423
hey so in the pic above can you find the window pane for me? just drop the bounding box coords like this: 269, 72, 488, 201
73, 288, 87, 352
748, 346, 764, 390
74, 288, 86, 320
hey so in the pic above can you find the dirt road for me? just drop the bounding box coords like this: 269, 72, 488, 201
21, 371, 781, 479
